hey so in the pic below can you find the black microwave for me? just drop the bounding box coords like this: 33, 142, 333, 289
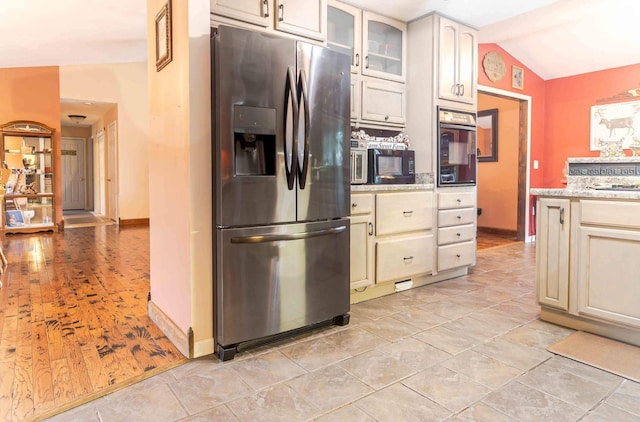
367, 149, 415, 184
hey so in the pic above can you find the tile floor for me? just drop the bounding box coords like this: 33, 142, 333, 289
46, 242, 640, 421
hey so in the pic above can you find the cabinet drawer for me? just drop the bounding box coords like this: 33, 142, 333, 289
438, 240, 475, 271
376, 234, 434, 283
350, 193, 373, 215
438, 208, 475, 227
376, 191, 433, 235
438, 224, 475, 245
580, 200, 640, 229
438, 191, 476, 209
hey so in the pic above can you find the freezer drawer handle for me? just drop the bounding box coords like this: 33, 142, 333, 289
231, 225, 347, 244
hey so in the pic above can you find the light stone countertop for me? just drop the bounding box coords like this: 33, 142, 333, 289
530, 187, 640, 200
351, 183, 434, 192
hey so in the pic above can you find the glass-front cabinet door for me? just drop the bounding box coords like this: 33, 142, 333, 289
362, 11, 406, 82
327, 1, 361, 74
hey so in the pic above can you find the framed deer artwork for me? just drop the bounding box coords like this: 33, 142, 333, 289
590, 100, 640, 151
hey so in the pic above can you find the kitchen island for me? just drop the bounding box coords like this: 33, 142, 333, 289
531, 157, 640, 347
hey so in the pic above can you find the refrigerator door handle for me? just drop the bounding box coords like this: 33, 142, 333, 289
230, 225, 347, 244
297, 69, 311, 189
284, 66, 299, 191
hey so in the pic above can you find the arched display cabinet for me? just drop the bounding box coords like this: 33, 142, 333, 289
0, 120, 58, 234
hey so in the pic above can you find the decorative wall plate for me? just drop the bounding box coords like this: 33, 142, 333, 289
482, 51, 506, 83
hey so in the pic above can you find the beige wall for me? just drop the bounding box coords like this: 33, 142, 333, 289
59, 62, 149, 220
147, 0, 213, 357
477, 94, 520, 231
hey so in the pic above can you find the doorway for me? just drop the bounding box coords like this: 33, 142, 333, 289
61, 137, 87, 210
477, 86, 532, 242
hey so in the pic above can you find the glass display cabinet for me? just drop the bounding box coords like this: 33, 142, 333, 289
0, 120, 57, 234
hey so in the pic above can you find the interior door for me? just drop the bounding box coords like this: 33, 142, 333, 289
296, 43, 350, 222
61, 137, 87, 210
95, 130, 106, 215
107, 121, 118, 221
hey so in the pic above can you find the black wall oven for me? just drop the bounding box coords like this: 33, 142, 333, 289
437, 107, 477, 187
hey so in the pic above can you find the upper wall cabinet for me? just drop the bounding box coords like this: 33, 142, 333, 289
327, 1, 361, 74
437, 16, 477, 105
211, 0, 327, 42
362, 11, 406, 83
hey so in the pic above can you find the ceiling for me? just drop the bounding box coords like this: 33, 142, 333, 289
60, 100, 116, 127
1, 0, 639, 82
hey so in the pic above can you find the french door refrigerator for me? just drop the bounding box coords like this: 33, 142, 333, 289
212, 26, 351, 361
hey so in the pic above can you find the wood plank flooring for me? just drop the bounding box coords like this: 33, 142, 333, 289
0, 225, 186, 422
476, 231, 521, 250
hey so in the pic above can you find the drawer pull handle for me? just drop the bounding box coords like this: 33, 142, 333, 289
368, 222, 373, 236
403, 210, 413, 216
456, 215, 462, 220
456, 232, 461, 237
456, 198, 462, 203
403, 256, 414, 261
456, 254, 461, 258
560, 207, 565, 225
352, 203, 357, 208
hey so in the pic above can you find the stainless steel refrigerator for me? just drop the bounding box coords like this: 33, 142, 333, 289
211, 26, 351, 361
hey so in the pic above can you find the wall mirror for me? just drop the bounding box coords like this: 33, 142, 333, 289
477, 109, 498, 162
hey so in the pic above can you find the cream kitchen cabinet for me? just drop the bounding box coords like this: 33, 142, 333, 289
534, 192, 640, 347
437, 16, 477, 105
436, 189, 476, 272
362, 11, 406, 83
375, 191, 434, 284
211, 0, 326, 42
536, 197, 570, 311
328, 2, 406, 127
350, 193, 374, 290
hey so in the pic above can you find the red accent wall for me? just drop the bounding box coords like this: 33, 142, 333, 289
544, 63, 640, 187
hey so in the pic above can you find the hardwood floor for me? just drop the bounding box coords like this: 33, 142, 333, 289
476, 230, 520, 250
0, 225, 186, 422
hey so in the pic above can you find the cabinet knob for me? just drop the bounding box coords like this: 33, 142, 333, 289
352, 203, 357, 208
456, 215, 462, 220
384, 115, 389, 121
456, 232, 461, 237
456, 254, 461, 258
456, 198, 462, 203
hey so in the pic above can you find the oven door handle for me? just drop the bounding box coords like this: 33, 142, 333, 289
440, 123, 477, 131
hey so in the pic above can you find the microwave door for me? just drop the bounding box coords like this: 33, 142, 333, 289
214, 26, 297, 227
296, 43, 350, 222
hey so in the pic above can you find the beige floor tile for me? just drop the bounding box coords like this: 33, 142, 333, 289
501, 325, 571, 350
184, 405, 239, 421
315, 404, 376, 422
403, 365, 491, 413
349, 299, 401, 320
467, 308, 525, 333
97, 383, 188, 422
378, 337, 451, 372
227, 383, 319, 422
399, 285, 450, 304
489, 300, 540, 322
414, 325, 479, 355
544, 356, 623, 389
323, 327, 388, 356
473, 337, 552, 370
448, 402, 516, 421
169, 367, 253, 414
338, 349, 416, 389
355, 383, 451, 421
483, 381, 585, 422
605, 380, 640, 416
518, 363, 614, 410
358, 315, 421, 341
44, 403, 101, 422
280, 335, 351, 371
581, 403, 640, 422
389, 306, 449, 330
442, 350, 522, 389
419, 299, 478, 320
287, 365, 373, 413
230, 350, 306, 391
442, 315, 506, 343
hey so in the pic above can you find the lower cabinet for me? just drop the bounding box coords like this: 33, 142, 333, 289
536, 196, 640, 344
350, 193, 374, 290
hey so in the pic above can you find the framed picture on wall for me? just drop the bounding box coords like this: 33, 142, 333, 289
512, 65, 524, 90
155, 0, 173, 72
590, 100, 640, 151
